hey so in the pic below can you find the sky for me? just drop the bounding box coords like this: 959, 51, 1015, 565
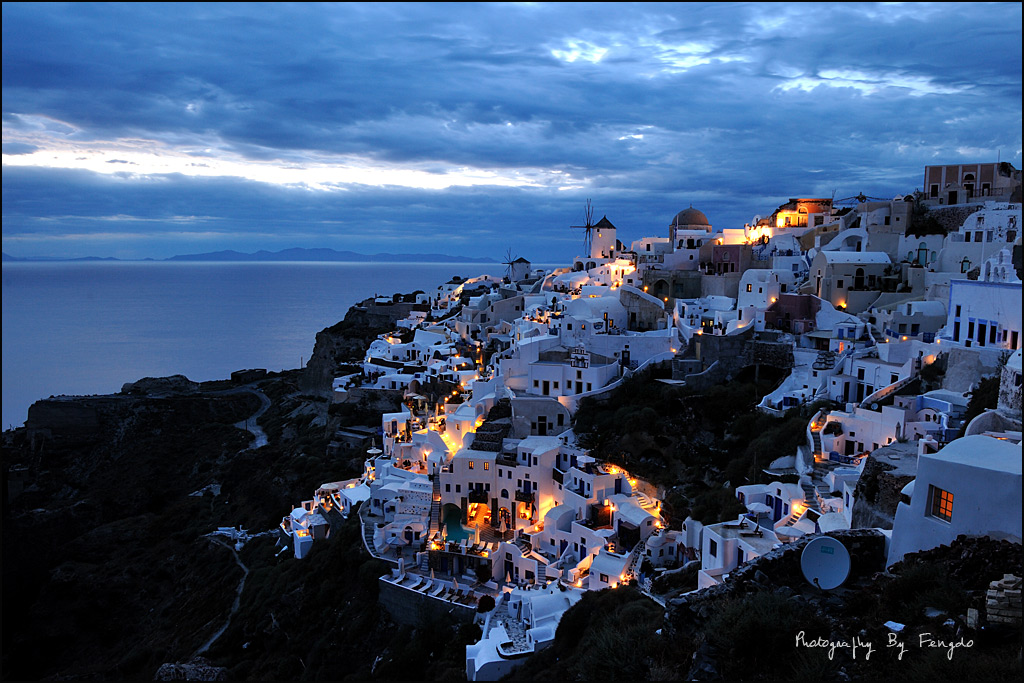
2, 2, 1021, 262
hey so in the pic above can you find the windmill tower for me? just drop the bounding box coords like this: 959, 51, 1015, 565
571, 199, 596, 258
502, 248, 519, 283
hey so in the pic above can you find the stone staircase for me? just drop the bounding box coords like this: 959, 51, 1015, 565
514, 533, 532, 554
625, 540, 646, 580
429, 474, 442, 534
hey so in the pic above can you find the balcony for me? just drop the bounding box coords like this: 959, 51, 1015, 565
468, 489, 490, 504
514, 489, 535, 504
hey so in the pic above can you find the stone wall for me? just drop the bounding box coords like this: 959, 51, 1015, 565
999, 363, 1022, 418
377, 577, 477, 626
924, 204, 984, 233
851, 445, 918, 529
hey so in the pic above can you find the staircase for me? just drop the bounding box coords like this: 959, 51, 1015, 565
361, 515, 381, 557
625, 540, 646, 580
514, 533, 532, 554
811, 431, 823, 459
429, 474, 442, 534
799, 480, 821, 514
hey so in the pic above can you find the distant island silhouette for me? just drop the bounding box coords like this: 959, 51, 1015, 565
2, 247, 498, 263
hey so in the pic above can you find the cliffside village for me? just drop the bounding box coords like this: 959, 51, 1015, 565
281, 162, 1023, 681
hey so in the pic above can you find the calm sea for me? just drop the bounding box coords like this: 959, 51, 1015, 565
1, 261, 508, 429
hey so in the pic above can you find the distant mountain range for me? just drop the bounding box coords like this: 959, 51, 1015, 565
2, 248, 497, 263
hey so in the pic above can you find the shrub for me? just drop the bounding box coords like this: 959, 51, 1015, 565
477, 594, 495, 613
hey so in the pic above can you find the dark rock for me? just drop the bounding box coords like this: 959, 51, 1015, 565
154, 657, 228, 681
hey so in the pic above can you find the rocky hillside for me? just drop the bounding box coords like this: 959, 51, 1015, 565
510, 532, 1022, 681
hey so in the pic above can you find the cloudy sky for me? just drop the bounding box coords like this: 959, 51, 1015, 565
2, 2, 1021, 261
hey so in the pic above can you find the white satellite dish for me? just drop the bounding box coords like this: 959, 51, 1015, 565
801, 536, 851, 590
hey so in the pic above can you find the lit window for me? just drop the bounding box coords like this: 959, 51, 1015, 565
484, 462, 489, 471
929, 486, 953, 522
469, 461, 475, 470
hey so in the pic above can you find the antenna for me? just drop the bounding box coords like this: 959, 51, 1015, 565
800, 536, 851, 590
570, 199, 596, 256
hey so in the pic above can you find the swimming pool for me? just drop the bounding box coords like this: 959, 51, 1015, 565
442, 507, 472, 542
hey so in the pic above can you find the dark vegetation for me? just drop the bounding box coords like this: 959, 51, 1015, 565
573, 368, 832, 525
208, 517, 478, 681
958, 374, 1000, 438
525, 536, 1022, 681
906, 192, 949, 238
507, 587, 671, 680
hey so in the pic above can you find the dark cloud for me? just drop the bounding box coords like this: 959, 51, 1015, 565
2, 2, 1021, 258
2, 141, 37, 155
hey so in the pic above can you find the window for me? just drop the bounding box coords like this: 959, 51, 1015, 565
709, 539, 718, 557
600, 573, 609, 583
837, 279, 844, 289
484, 462, 489, 471
746, 284, 752, 293
469, 461, 475, 470
929, 486, 953, 522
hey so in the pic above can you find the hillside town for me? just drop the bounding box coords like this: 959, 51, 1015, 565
282, 162, 1022, 681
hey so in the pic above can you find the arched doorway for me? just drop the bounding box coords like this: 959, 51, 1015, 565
963, 173, 975, 198
497, 506, 512, 530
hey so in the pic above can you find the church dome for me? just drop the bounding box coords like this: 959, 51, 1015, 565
670, 207, 710, 228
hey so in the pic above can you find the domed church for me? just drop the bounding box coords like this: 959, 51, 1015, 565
669, 206, 712, 246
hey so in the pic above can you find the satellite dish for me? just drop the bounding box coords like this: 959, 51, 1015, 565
801, 536, 851, 590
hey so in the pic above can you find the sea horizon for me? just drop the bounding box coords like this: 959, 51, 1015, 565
1, 259, 541, 429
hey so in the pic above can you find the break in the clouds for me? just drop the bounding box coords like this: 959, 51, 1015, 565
2, 2, 1021, 260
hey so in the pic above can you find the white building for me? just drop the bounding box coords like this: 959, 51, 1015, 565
942, 279, 1022, 350
888, 435, 1022, 564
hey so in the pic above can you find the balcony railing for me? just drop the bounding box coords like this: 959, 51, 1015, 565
514, 490, 535, 504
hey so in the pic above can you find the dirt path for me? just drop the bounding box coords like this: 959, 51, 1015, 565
232, 388, 270, 449
194, 538, 249, 657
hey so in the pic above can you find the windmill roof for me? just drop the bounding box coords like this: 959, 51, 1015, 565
513, 257, 530, 263
594, 216, 617, 230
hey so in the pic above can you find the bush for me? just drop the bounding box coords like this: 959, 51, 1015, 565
477, 594, 495, 613
704, 592, 831, 678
